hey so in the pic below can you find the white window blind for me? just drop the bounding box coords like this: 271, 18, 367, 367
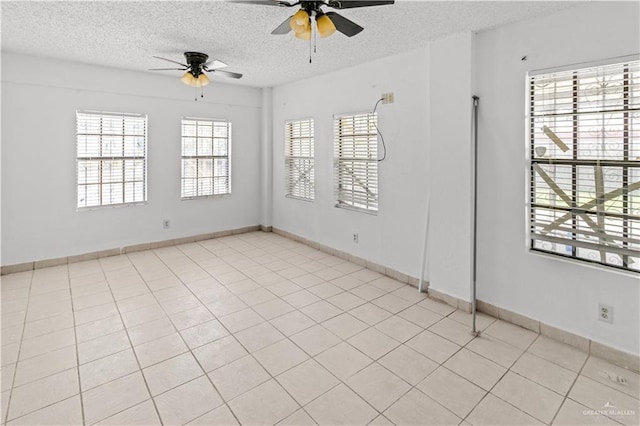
76, 111, 147, 208
529, 59, 640, 272
285, 118, 314, 200
334, 112, 378, 212
181, 118, 231, 199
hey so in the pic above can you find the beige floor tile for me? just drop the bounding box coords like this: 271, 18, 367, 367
292, 273, 325, 289
278, 408, 316, 425
207, 296, 248, 317
169, 306, 215, 331
127, 317, 176, 346
418, 366, 486, 418
193, 336, 248, 373
370, 277, 405, 293
18, 328, 76, 360
569, 376, 640, 425
116, 293, 158, 314
121, 304, 166, 329
238, 288, 277, 307
1, 364, 15, 392
188, 404, 239, 425
331, 275, 366, 291
406, 330, 461, 364
417, 298, 456, 316
484, 320, 538, 350
142, 352, 204, 396
528, 336, 588, 373
369, 414, 394, 425
79, 348, 138, 391
253, 298, 295, 320
77, 330, 131, 365
208, 355, 270, 400
322, 313, 369, 340
378, 345, 438, 386
7, 395, 82, 426
7, 368, 79, 421
300, 300, 343, 323
444, 348, 506, 391
1, 343, 20, 367
2, 325, 24, 347
134, 333, 189, 368
282, 290, 322, 309
308, 282, 343, 299
305, 383, 377, 426
448, 309, 496, 330
73, 291, 114, 311
346, 362, 411, 411
180, 319, 229, 349
82, 371, 151, 425
22, 313, 74, 340
349, 268, 383, 283
277, 359, 339, 405
97, 399, 160, 425
512, 352, 578, 395
375, 315, 422, 342
467, 393, 543, 425
391, 286, 428, 304
235, 322, 285, 353
253, 339, 309, 376
326, 292, 366, 311
74, 302, 119, 326
371, 293, 414, 314
315, 341, 373, 380
76, 315, 124, 343
291, 325, 341, 356
349, 303, 392, 326
270, 311, 316, 336
313, 267, 344, 282
159, 294, 203, 316
2, 389, 9, 420
465, 333, 525, 368
581, 356, 639, 399
429, 317, 476, 346
397, 304, 442, 329
552, 398, 619, 425
228, 379, 299, 425
348, 328, 400, 360
268, 281, 304, 297
384, 388, 461, 426
13, 345, 77, 387
493, 371, 564, 424
349, 284, 386, 301
218, 308, 264, 333
154, 376, 223, 425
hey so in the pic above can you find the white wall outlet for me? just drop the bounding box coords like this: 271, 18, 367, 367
163, 219, 170, 229
353, 233, 359, 243
598, 303, 613, 323
381, 92, 395, 104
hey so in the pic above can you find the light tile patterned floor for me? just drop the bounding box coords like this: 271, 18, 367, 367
1, 231, 639, 425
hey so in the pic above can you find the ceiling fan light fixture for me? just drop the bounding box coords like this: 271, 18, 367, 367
290, 9, 310, 33
294, 27, 312, 40
316, 13, 336, 38
181, 72, 195, 86
196, 73, 210, 87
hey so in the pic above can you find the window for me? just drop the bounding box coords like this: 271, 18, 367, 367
529, 59, 640, 272
76, 111, 147, 208
285, 118, 314, 200
181, 118, 231, 199
334, 112, 379, 212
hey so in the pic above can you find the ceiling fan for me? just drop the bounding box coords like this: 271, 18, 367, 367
149, 52, 243, 88
232, 0, 395, 39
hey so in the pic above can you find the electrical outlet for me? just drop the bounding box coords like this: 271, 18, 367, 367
381, 92, 395, 104
599, 303, 613, 323
353, 233, 359, 243
163, 219, 170, 229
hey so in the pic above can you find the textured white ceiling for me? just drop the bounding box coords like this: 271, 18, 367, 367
1, 0, 576, 87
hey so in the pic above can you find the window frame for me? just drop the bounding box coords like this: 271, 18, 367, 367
76, 110, 148, 210
334, 111, 379, 214
284, 117, 315, 201
527, 56, 640, 274
180, 117, 232, 200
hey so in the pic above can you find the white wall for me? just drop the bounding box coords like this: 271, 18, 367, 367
475, 2, 640, 354
271, 48, 432, 278
1, 52, 262, 265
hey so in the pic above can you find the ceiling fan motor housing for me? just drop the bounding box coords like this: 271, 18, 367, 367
184, 52, 209, 76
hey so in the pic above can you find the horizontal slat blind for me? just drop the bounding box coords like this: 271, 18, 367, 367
76, 111, 147, 208
181, 118, 231, 199
529, 59, 640, 272
335, 112, 378, 212
285, 118, 314, 200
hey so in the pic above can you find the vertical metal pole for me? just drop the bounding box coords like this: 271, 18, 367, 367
472, 95, 480, 337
